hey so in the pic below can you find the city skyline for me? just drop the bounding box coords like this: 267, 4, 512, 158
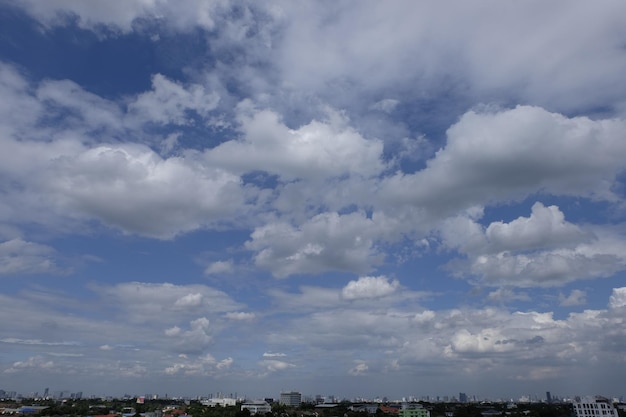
1, 1, 626, 400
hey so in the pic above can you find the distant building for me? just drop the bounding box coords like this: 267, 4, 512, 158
573, 397, 618, 417
546, 392, 552, 404
280, 392, 302, 407
459, 393, 467, 403
202, 398, 238, 407
398, 403, 430, 417
241, 401, 272, 415
350, 404, 379, 414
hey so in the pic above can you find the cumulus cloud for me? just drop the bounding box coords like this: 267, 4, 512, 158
164, 353, 233, 376
128, 74, 220, 126
206, 105, 385, 181
0, 67, 247, 239
440, 204, 626, 287
246, 212, 383, 278
341, 276, 399, 300
164, 317, 213, 354
174, 293, 204, 308
609, 287, 626, 309
381, 106, 626, 216
0, 239, 64, 275
259, 359, 294, 373
4, 356, 55, 374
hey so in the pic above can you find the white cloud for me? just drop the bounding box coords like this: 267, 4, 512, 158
487, 288, 531, 303
381, 106, 626, 216
0, 239, 64, 275
4, 356, 55, 374
440, 205, 626, 288
128, 74, 220, 126
164, 353, 233, 376
259, 359, 294, 372
95, 282, 242, 324
262, 352, 286, 358
559, 289, 587, 307
609, 287, 626, 309
348, 362, 369, 376
206, 105, 385, 181
341, 276, 399, 301
47, 144, 245, 238
17, 0, 228, 33
204, 260, 234, 275
164, 317, 213, 354
246, 212, 383, 278
485, 203, 591, 253
224, 312, 256, 321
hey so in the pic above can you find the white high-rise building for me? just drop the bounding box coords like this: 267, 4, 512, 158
279, 391, 301, 407
573, 397, 618, 417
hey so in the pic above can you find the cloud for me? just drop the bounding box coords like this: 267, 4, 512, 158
262, 352, 286, 358
0, 239, 64, 275
259, 359, 294, 373
370, 99, 399, 113
559, 289, 587, 307
440, 204, 626, 287
485, 202, 591, 253
0, 67, 248, 239
204, 260, 234, 275
48, 144, 245, 238
224, 312, 256, 321
164, 353, 233, 376
205, 105, 385, 181
174, 293, 204, 308
341, 276, 399, 301
95, 282, 243, 324
246, 212, 383, 278
487, 288, 531, 303
16, 0, 228, 33
609, 287, 626, 309
349, 362, 369, 376
4, 356, 55, 374
381, 106, 626, 216
164, 317, 213, 354
128, 74, 220, 126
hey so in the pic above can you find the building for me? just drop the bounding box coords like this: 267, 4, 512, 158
279, 392, 302, 407
573, 397, 618, 417
241, 401, 272, 415
398, 403, 430, 417
201, 398, 238, 407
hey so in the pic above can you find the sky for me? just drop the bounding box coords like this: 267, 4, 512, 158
1, 0, 626, 402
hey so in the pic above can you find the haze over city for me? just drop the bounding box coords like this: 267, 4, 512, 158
0, 0, 625, 400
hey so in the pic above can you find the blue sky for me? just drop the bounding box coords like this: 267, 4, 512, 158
1, 0, 626, 401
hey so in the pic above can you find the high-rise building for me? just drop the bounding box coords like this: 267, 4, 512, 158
573, 396, 618, 417
546, 392, 552, 404
459, 393, 467, 403
279, 391, 301, 407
